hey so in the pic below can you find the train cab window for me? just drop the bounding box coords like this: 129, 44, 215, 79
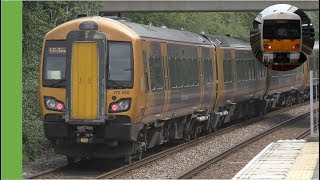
149, 42, 163, 91
42, 40, 66, 88
108, 42, 133, 89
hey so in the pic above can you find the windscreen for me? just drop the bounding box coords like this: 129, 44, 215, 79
263, 20, 301, 39
43, 41, 133, 89
42, 41, 66, 88
107, 42, 133, 89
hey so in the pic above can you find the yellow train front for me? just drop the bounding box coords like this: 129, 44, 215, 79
261, 11, 302, 64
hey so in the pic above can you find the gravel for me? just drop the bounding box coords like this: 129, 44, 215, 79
116, 103, 317, 179
23, 148, 67, 178
192, 114, 311, 179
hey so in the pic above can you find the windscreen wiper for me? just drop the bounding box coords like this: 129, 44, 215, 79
49, 78, 66, 87
107, 79, 124, 89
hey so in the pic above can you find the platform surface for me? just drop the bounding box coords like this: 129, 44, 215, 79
233, 139, 319, 180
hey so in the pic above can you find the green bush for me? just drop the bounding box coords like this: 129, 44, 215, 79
22, 1, 103, 163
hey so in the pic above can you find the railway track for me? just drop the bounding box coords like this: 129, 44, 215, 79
96, 102, 311, 179
176, 111, 315, 179
25, 102, 311, 179
25, 164, 69, 179
295, 123, 319, 140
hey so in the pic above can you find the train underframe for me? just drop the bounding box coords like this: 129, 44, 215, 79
46, 86, 312, 163
263, 52, 300, 64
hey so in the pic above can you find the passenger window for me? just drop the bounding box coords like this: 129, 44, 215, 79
168, 57, 176, 88
176, 58, 183, 87
193, 57, 199, 86
187, 58, 194, 86
182, 57, 189, 87
168, 44, 177, 88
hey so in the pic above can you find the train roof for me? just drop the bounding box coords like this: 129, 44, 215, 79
202, 34, 250, 48
46, 16, 251, 48
120, 21, 212, 45
263, 11, 301, 20
120, 19, 250, 48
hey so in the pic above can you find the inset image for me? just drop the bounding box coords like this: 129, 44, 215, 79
250, 4, 315, 71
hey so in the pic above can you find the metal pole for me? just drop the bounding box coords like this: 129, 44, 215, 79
315, 73, 318, 135
310, 70, 314, 136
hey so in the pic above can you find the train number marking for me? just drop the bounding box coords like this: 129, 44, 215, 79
113, 90, 129, 95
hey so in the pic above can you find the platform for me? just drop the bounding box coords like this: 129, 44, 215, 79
233, 139, 319, 180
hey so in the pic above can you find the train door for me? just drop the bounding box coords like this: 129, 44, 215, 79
198, 47, 205, 107
65, 30, 106, 123
223, 48, 233, 103
215, 48, 224, 106
139, 40, 149, 122
202, 46, 215, 108
211, 47, 218, 106
161, 42, 170, 118
231, 49, 237, 101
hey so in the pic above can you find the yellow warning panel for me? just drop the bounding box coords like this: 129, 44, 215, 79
286, 142, 319, 180
71, 42, 98, 119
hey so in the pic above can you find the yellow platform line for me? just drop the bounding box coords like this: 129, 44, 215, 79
286, 142, 319, 180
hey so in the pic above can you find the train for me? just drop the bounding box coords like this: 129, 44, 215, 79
261, 11, 302, 65
39, 16, 319, 163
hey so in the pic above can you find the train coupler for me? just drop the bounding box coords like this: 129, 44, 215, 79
75, 126, 94, 143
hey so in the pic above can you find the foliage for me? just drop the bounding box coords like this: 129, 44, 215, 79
22, 1, 103, 163
306, 11, 319, 40
125, 11, 319, 39
124, 12, 257, 38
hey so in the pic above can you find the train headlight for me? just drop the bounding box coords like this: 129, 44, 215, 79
46, 98, 56, 109
265, 44, 272, 50
109, 98, 131, 113
44, 96, 65, 112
